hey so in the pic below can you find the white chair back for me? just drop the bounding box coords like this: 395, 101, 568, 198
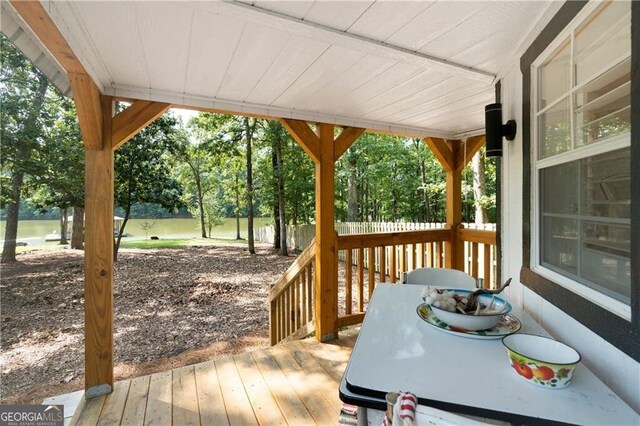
402, 267, 476, 289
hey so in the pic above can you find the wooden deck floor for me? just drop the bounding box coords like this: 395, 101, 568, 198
73, 328, 358, 425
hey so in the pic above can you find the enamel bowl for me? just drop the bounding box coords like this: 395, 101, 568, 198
427, 290, 511, 331
502, 334, 581, 389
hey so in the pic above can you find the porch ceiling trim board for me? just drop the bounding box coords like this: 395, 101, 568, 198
107, 83, 456, 141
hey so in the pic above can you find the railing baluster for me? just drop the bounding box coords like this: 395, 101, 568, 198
483, 244, 491, 288
357, 247, 364, 311
301, 270, 307, 324
368, 246, 375, 300
294, 276, 300, 329
346, 249, 353, 315
436, 241, 443, 268
379, 246, 386, 283
390, 244, 396, 283
307, 263, 313, 319
426, 242, 432, 267
471, 242, 479, 278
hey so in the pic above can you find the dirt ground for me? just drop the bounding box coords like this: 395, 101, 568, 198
0, 242, 298, 404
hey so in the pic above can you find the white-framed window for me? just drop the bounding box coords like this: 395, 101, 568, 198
531, 1, 631, 319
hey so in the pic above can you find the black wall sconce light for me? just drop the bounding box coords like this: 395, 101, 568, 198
485, 103, 516, 157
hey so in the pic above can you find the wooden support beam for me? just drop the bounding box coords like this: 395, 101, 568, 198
280, 119, 320, 163
444, 146, 464, 270
424, 137, 454, 171
84, 96, 115, 396
9, 0, 87, 75
111, 101, 171, 150
282, 120, 364, 342
455, 135, 486, 171
334, 127, 365, 159
314, 123, 338, 342
69, 73, 103, 149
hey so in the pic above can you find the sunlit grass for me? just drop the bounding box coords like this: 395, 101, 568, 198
1, 237, 249, 255
120, 237, 247, 249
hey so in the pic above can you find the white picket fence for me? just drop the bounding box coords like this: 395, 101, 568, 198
254, 221, 496, 251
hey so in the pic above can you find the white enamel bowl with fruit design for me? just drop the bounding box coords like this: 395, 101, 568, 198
427, 290, 511, 331
502, 333, 581, 389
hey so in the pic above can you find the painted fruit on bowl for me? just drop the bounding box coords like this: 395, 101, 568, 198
502, 334, 581, 389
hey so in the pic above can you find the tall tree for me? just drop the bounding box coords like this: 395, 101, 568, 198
114, 111, 184, 258
1, 36, 51, 262
347, 146, 358, 222
30, 97, 85, 244
175, 126, 215, 238
243, 117, 258, 255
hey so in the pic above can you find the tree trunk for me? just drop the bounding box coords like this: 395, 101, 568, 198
244, 117, 255, 254
71, 207, 84, 249
196, 176, 207, 238
59, 207, 69, 244
472, 150, 488, 224
1, 75, 49, 263
275, 131, 288, 256
420, 158, 431, 222
235, 173, 241, 240
272, 149, 280, 250
115, 206, 130, 261
347, 149, 358, 221
1, 171, 24, 263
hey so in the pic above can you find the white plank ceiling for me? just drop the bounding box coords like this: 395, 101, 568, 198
7, 0, 555, 139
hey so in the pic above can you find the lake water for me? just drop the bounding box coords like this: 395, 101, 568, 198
0, 217, 273, 245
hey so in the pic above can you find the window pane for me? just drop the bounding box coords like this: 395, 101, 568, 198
582, 222, 630, 302
575, 59, 631, 147
574, 1, 631, 86
582, 147, 631, 219
538, 97, 571, 159
541, 216, 578, 276
538, 40, 570, 110
541, 161, 578, 215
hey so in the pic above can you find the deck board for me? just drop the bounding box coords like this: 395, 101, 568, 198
120, 375, 150, 425
194, 361, 229, 426
251, 350, 316, 425
215, 356, 258, 425
145, 371, 173, 426
97, 380, 130, 425
76, 394, 106, 426
172, 366, 200, 426
234, 352, 287, 425
70, 328, 358, 425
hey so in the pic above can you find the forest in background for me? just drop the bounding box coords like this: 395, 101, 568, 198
1, 33, 496, 262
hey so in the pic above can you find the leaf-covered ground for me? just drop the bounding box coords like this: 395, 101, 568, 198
0, 242, 298, 404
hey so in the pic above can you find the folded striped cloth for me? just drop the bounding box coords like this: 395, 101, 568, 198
383, 391, 417, 426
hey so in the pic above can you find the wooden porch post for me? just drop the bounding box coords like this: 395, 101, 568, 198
282, 119, 364, 341
82, 95, 115, 396
425, 136, 485, 270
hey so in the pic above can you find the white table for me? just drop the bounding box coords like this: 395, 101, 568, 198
339, 284, 639, 425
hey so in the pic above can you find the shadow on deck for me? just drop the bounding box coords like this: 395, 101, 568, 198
72, 328, 359, 425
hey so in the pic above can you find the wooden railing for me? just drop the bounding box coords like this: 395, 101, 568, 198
269, 227, 497, 345
336, 228, 452, 327
459, 228, 498, 288
269, 239, 316, 345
